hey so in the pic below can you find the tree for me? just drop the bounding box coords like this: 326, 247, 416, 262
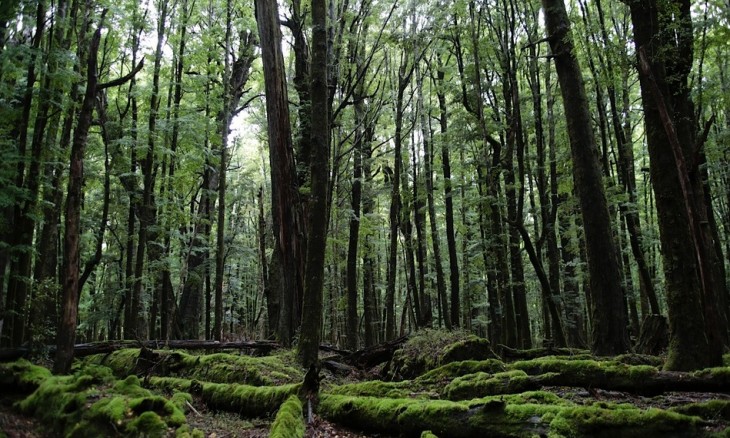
298, 0, 329, 367
541, 0, 630, 355
628, 0, 725, 370
255, 0, 302, 346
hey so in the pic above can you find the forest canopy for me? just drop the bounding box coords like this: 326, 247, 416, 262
0, 0, 728, 374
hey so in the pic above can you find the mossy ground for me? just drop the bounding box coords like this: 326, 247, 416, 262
3, 340, 730, 437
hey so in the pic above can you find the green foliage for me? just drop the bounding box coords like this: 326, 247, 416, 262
269, 395, 305, 438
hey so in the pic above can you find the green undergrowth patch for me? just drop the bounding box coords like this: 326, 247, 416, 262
270, 394, 305, 438
14, 364, 196, 437
85, 348, 303, 386
0, 359, 52, 392
148, 376, 301, 418
319, 393, 705, 437
671, 399, 730, 421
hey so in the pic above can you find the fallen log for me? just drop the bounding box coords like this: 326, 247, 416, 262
445, 358, 730, 399
319, 393, 705, 438
0, 339, 281, 361
340, 335, 409, 369
498, 344, 590, 361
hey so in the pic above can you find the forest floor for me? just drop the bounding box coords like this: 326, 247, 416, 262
2, 330, 730, 437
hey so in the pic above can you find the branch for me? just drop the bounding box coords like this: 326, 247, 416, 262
97, 59, 145, 90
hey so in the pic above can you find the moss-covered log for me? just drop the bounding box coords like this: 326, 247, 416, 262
319, 393, 705, 437
270, 394, 305, 438
84, 348, 302, 386
510, 358, 730, 395
148, 376, 301, 418
0, 339, 282, 361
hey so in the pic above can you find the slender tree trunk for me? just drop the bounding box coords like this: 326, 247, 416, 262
434, 62, 460, 329
298, 0, 329, 366
54, 10, 103, 374
419, 68, 449, 330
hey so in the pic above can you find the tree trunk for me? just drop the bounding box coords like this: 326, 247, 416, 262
298, 0, 329, 367
434, 62, 461, 329
629, 0, 724, 370
541, 0, 630, 355
54, 10, 103, 374
255, 0, 302, 347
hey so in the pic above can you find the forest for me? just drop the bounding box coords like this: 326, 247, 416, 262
1, 0, 730, 436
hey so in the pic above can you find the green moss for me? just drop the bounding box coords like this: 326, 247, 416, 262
420, 431, 438, 438
327, 380, 413, 398
614, 354, 664, 367
547, 405, 701, 437
444, 370, 541, 400
390, 329, 497, 379
17, 364, 188, 436
671, 399, 730, 421
175, 425, 206, 438
0, 359, 52, 391
510, 358, 658, 381
149, 375, 301, 418
270, 395, 305, 438
84, 348, 142, 373
415, 359, 507, 385
86, 349, 303, 386
126, 411, 168, 437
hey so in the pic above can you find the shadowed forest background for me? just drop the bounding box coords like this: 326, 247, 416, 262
1, 0, 729, 376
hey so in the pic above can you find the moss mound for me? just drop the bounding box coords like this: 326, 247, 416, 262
85, 348, 303, 386
14, 364, 190, 437
270, 395, 305, 438
0, 359, 52, 392
389, 330, 497, 380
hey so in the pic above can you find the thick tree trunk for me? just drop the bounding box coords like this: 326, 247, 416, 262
255, 0, 302, 347
541, 0, 630, 355
629, 0, 724, 370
